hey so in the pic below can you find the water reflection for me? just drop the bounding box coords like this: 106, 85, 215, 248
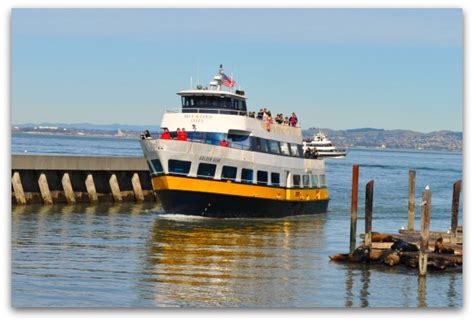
417, 276, 427, 308
12, 203, 462, 307
142, 215, 327, 307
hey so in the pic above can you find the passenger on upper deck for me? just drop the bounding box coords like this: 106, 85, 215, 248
265, 112, 273, 132
275, 113, 284, 124
289, 112, 298, 127
257, 109, 264, 120
160, 128, 171, 140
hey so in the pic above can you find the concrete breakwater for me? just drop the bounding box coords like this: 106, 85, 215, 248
11, 154, 155, 205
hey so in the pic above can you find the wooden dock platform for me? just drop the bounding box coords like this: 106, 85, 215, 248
330, 166, 462, 275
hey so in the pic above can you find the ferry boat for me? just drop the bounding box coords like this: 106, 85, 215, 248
140, 65, 329, 218
303, 130, 347, 159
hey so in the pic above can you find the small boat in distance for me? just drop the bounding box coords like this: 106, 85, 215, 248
303, 130, 347, 159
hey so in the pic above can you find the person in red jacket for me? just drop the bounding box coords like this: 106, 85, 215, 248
181, 128, 188, 141
177, 128, 188, 141
160, 128, 171, 140
176, 128, 183, 140
220, 139, 229, 147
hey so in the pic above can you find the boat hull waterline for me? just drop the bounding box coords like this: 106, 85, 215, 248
157, 190, 330, 218
152, 175, 330, 218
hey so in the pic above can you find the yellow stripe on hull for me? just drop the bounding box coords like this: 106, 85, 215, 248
152, 175, 329, 201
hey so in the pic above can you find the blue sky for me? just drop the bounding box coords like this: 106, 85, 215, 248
11, 9, 463, 132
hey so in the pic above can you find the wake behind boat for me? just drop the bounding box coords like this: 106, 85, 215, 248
140, 65, 330, 218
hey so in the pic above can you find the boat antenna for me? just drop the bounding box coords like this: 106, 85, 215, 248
190, 76, 193, 90
197, 61, 200, 86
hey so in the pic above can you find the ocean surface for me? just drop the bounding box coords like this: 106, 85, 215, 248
11, 133, 463, 308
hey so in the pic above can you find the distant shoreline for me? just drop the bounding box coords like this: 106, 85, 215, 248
12, 131, 462, 153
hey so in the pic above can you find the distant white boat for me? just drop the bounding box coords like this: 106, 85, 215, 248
303, 130, 347, 159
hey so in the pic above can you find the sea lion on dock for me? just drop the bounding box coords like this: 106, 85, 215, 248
434, 237, 455, 254
390, 239, 419, 252
371, 232, 395, 243
384, 251, 400, 266
329, 245, 371, 263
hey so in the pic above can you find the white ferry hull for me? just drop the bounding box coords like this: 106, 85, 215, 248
141, 139, 330, 218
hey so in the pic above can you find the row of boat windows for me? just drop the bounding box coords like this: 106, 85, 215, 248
167, 131, 304, 157
182, 96, 247, 111
148, 159, 326, 188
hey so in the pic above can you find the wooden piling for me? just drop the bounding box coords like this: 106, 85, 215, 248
364, 180, 374, 249
11, 172, 27, 205
109, 174, 123, 202
61, 173, 76, 205
349, 165, 359, 252
450, 180, 462, 244
38, 173, 53, 205
408, 170, 416, 231
131, 173, 145, 203
85, 174, 98, 204
419, 186, 431, 276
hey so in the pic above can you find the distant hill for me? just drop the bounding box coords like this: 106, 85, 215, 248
12, 123, 462, 151
303, 128, 462, 151
13, 122, 157, 132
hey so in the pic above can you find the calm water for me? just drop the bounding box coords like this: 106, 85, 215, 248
11, 134, 463, 307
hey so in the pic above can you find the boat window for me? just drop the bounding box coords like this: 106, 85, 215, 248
150, 159, 164, 174
268, 140, 281, 154
197, 163, 217, 178
222, 166, 237, 181
252, 137, 269, 153
147, 161, 155, 174
168, 160, 191, 175
297, 145, 304, 157
280, 142, 290, 155
187, 131, 206, 142
271, 172, 280, 186
318, 174, 327, 187
241, 168, 254, 183
182, 96, 247, 113
290, 144, 299, 156
303, 175, 310, 188
293, 174, 301, 187
233, 99, 246, 111
205, 132, 226, 145
311, 174, 319, 187
257, 171, 268, 185
227, 133, 251, 150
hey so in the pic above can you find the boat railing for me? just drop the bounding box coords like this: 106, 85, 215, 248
165, 107, 248, 116
144, 135, 252, 151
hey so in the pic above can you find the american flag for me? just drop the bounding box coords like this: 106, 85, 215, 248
221, 73, 236, 88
